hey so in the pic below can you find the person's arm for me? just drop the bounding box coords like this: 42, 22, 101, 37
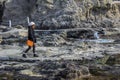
32, 30, 36, 43
34, 31, 37, 43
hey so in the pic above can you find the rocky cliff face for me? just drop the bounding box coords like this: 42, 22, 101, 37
0, 0, 120, 28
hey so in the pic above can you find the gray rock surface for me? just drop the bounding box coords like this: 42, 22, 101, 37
0, 0, 120, 80
0, 26, 120, 80
0, 0, 119, 29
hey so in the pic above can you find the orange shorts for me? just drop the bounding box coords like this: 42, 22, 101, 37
26, 40, 34, 47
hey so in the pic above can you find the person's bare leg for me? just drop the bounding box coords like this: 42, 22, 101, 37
22, 46, 31, 58
33, 44, 38, 57
25, 46, 31, 53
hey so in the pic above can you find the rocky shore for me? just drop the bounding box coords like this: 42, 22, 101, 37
0, 55, 120, 80
0, 0, 120, 80
0, 25, 120, 80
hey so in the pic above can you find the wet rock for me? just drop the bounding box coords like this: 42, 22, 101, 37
14, 25, 24, 29
55, 68, 78, 79
1, 64, 30, 71
100, 19, 114, 28
20, 69, 43, 77
0, 35, 2, 43
1, 28, 27, 39
54, 64, 89, 80
30, 61, 90, 80
67, 30, 94, 39
80, 66, 90, 76
114, 39, 120, 43
1, 28, 27, 45
0, 25, 10, 32
42, 34, 66, 46
0, 72, 14, 80
106, 54, 120, 66
89, 64, 120, 78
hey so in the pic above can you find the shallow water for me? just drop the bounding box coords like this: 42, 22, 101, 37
81, 39, 114, 43
94, 32, 100, 39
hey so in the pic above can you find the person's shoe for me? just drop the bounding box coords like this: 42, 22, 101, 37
33, 54, 39, 57
22, 54, 27, 58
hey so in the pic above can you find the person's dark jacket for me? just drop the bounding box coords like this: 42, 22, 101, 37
28, 26, 36, 43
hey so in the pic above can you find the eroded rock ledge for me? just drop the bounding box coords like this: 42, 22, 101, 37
0, 0, 119, 29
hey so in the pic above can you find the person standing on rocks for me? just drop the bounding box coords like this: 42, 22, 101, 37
22, 22, 39, 58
